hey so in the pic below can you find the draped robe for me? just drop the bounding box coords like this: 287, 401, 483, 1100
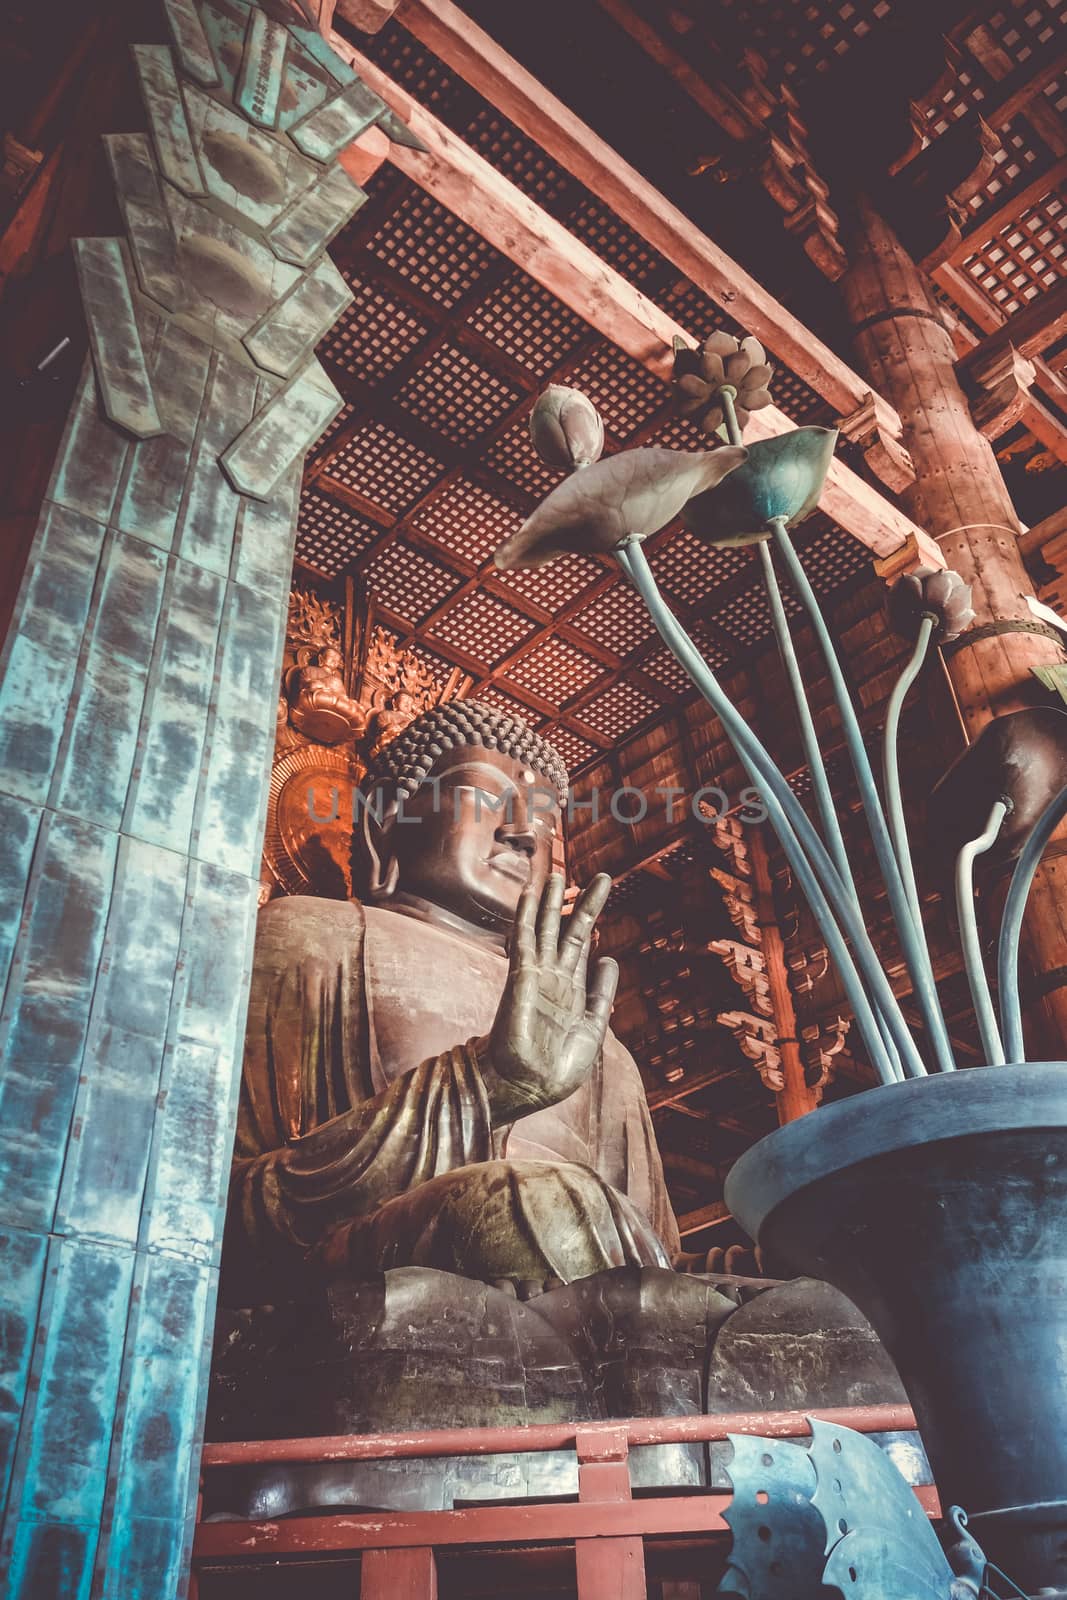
223, 895, 679, 1303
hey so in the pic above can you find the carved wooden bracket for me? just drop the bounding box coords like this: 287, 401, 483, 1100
709, 866, 760, 945
717, 1010, 783, 1092
709, 938, 773, 1018
837, 391, 916, 494
964, 343, 1039, 440
709, 815, 751, 878
873, 529, 948, 582
801, 1015, 851, 1102
785, 943, 829, 997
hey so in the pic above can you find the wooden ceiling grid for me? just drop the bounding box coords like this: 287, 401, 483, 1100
295, 33, 876, 778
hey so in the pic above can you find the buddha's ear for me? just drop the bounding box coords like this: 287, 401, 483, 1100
355, 789, 400, 899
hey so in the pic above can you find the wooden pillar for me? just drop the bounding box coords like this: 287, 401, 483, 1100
574, 1427, 647, 1600
0, 7, 388, 1596
844, 200, 1067, 1053
750, 830, 818, 1124
362, 1547, 438, 1598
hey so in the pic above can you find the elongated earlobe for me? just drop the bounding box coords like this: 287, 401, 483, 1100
360, 797, 399, 900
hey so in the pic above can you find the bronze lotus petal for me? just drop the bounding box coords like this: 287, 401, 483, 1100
739, 334, 766, 365
529, 384, 605, 470
888, 566, 976, 645
927, 707, 1067, 863
700, 349, 726, 385
494, 445, 748, 570
683, 426, 837, 548
705, 330, 739, 359
724, 350, 750, 385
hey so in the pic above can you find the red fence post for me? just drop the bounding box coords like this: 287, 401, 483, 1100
574, 1425, 647, 1600
361, 1546, 438, 1598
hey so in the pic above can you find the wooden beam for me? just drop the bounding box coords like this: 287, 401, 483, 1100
387, 0, 897, 425
329, 33, 938, 564
646, 1064, 737, 1110
676, 1200, 732, 1236
958, 277, 1067, 365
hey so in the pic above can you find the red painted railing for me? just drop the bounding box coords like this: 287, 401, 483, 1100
192, 1403, 931, 1599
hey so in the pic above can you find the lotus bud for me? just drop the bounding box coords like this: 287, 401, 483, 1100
529, 385, 605, 470
889, 567, 976, 645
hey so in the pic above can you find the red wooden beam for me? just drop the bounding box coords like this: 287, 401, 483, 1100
200, 1403, 918, 1467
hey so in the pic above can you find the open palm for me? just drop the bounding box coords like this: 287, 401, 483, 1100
484, 873, 618, 1123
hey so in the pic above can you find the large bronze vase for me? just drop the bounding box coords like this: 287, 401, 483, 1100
725, 1062, 1067, 1596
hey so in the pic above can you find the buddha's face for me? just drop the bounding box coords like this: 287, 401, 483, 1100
374, 745, 561, 933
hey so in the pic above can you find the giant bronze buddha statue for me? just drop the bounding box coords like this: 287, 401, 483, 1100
211, 702, 903, 1512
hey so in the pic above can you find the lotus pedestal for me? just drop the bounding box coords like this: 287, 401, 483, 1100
725, 1063, 1067, 1597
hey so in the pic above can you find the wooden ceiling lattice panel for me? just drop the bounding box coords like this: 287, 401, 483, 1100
296, 490, 380, 577
330, 418, 446, 513
363, 187, 502, 308
394, 343, 523, 445
564, 344, 670, 438
713, 0, 893, 80
466, 273, 591, 377
570, 579, 659, 660
542, 724, 601, 772
963, 188, 1067, 313
425, 586, 538, 668
506, 634, 605, 704
985, 2, 1067, 67
319, 276, 430, 386
566, 194, 668, 289
576, 678, 663, 741
649, 528, 749, 606
482, 416, 570, 496
491, 552, 605, 615
409, 478, 522, 569
715, 580, 804, 648
364, 538, 462, 625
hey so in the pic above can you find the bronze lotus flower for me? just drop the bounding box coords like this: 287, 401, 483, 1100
682, 426, 837, 549
888, 567, 976, 646
673, 331, 774, 436
494, 445, 748, 570
528, 385, 605, 470
927, 707, 1067, 863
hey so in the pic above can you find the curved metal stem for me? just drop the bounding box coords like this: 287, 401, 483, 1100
883, 613, 935, 933
757, 538, 854, 891
997, 782, 1067, 1064
955, 800, 1008, 1067
770, 520, 956, 1075
617, 538, 918, 1083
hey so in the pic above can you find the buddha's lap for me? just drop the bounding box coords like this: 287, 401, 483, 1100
318, 1158, 670, 1281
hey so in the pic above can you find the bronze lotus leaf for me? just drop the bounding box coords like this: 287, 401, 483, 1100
888, 566, 976, 645
494, 445, 748, 570
682, 426, 837, 549
927, 707, 1067, 864
673, 331, 773, 436
528, 384, 605, 470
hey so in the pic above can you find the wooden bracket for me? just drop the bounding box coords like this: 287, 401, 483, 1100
837, 391, 916, 494
964, 342, 1039, 440
801, 1016, 851, 1102
717, 1009, 783, 1092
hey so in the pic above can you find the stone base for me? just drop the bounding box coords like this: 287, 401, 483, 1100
206, 1266, 908, 1516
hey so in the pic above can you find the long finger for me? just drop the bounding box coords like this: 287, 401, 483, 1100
584, 955, 619, 1039
558, 872, 612, 974
512, 882, 538, 963
536, 872, 565, 962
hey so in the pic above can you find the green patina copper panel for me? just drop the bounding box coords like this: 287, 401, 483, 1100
132, 43, 205, 197
163, 0, 220, 86
105, 134, 186, 312
289, 76, 387, 165
221, 357, 342, 498
243, 250, 352, 375
74, 239, 163, 440
236, 6, 287, 127
116, 322, 214, 549
268, 160, 367, 267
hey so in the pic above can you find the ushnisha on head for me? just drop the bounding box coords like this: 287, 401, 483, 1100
353, 701, 569, 939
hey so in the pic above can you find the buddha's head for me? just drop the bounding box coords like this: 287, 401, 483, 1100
353, 701, 568, 940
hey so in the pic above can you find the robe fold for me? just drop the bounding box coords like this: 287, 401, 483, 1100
224, 895, 678, 1303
